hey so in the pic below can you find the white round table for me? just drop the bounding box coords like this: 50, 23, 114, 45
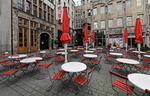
132, 51, 146, 54
61, 62, 87, 73
97, 48, 103, 50
83, 54, 98, 58
144, 55, 150, 58
128, 73, 150, 90
109, 50, 114, 52
57, 48, 65, 51
116, 58, 139, 65
40, 51, 46, 54
20, 57, 42, 64
8, 54, 27, 59
84, 50, 94, 53
89, 48, 96, 51
77, 48, 84, 50
110, 53, 123, 56
70, 50, 78, 52
56, 52, 66, 55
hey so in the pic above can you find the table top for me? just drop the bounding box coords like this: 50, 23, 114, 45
56, 52, 66, 55
70, 49, 78, 52
128, 73, 150, 90
61, 62, 87, 73
8, 54, 27, 59
83, 54, 98, 58
89, 48, 96, 51
116, 58, 140, 65
84, 50, 94, 53
77, 48, 84, 50
109, 50, 114, 52
110, 52, 123, 56
20, 57, 42, 63
97, 47, 103, 50
144, 55, 150, 58
40, 51, 46, 54
132, 51, 146, 54
57, 48, 65, 51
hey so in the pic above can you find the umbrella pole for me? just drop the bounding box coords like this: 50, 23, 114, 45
64, 43, 68, 63
92, 42, 95, 48
125, 43, 128, 52
85, 43, 87, 50
138, 43, 141, 61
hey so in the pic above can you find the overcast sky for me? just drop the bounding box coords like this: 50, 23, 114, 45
74, 0, 81, 5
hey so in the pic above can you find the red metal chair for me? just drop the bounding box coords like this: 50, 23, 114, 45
46, 70, 66, 91
73, 68, 95, 93
54, 56, 65, 64
109, 71, 134, 96
1, 69, 18, 81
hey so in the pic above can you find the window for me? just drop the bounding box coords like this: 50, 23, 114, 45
93, 9, 97, 15
117, 18, 123, 27
18, 0, 24, 10
33, 5, 37, 16
100, 7, 105, 14
94, 22, 98, 29
126, 17, 132, 26
101, 21, 105, 29
137, 14, 144, 24
39, 9, 42, 18
58, 0, 61, 4
108, 20, 113, 28
137, 0, 142, 6
126, 0, 131, 9
148, 0, 150, 4
26, 0, 31, 14
108, 4, 112, 14
117, 3, 122, 14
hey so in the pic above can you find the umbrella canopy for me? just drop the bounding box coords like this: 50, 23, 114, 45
135, 18, 143, 44
124, 28, 128, 44
60, 6, 71, 43
91, 31, 95, 42
84, 23, 89, 43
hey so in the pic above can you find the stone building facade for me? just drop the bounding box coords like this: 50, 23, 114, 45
81, 0, 150, 47
0, 0, 55, 53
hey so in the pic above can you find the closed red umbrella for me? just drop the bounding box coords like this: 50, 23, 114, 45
135, 18, 143, 44
91, 31, 95, 42
135, 18, 143, 60
60, 5, 71, 63
60, 6, 71, 43
124, 28, 128, 51
84, 23, 89, 43
84, 23, 89, 50
124, 28, 128, 44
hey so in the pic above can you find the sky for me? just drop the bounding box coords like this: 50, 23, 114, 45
74, 0, 81, 5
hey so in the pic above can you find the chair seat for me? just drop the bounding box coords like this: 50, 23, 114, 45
92, 60, 100, 65
112, 80, 134, 94
3, 69, 17, 75
38, 63, 53, 69
112, 65, 124, 69
74, 75, 87, 86
52, 70, 65, 80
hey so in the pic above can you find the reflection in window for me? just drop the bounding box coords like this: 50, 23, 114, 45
18, 0, 24, 10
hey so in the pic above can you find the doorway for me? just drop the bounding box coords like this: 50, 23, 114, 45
40, 33, 49, 50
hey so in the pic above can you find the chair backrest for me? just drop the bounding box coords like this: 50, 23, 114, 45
87, 67, 95, 80
109, 71, 128, 80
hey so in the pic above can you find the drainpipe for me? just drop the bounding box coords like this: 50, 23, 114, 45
11, 0, 14, 55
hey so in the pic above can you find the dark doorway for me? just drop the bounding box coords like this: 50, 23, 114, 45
40, 33, 49, 50
58, 30, 63, 47
95, 31, 105, 47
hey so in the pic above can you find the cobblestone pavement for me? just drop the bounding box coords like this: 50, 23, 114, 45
0, 51, 129, 96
